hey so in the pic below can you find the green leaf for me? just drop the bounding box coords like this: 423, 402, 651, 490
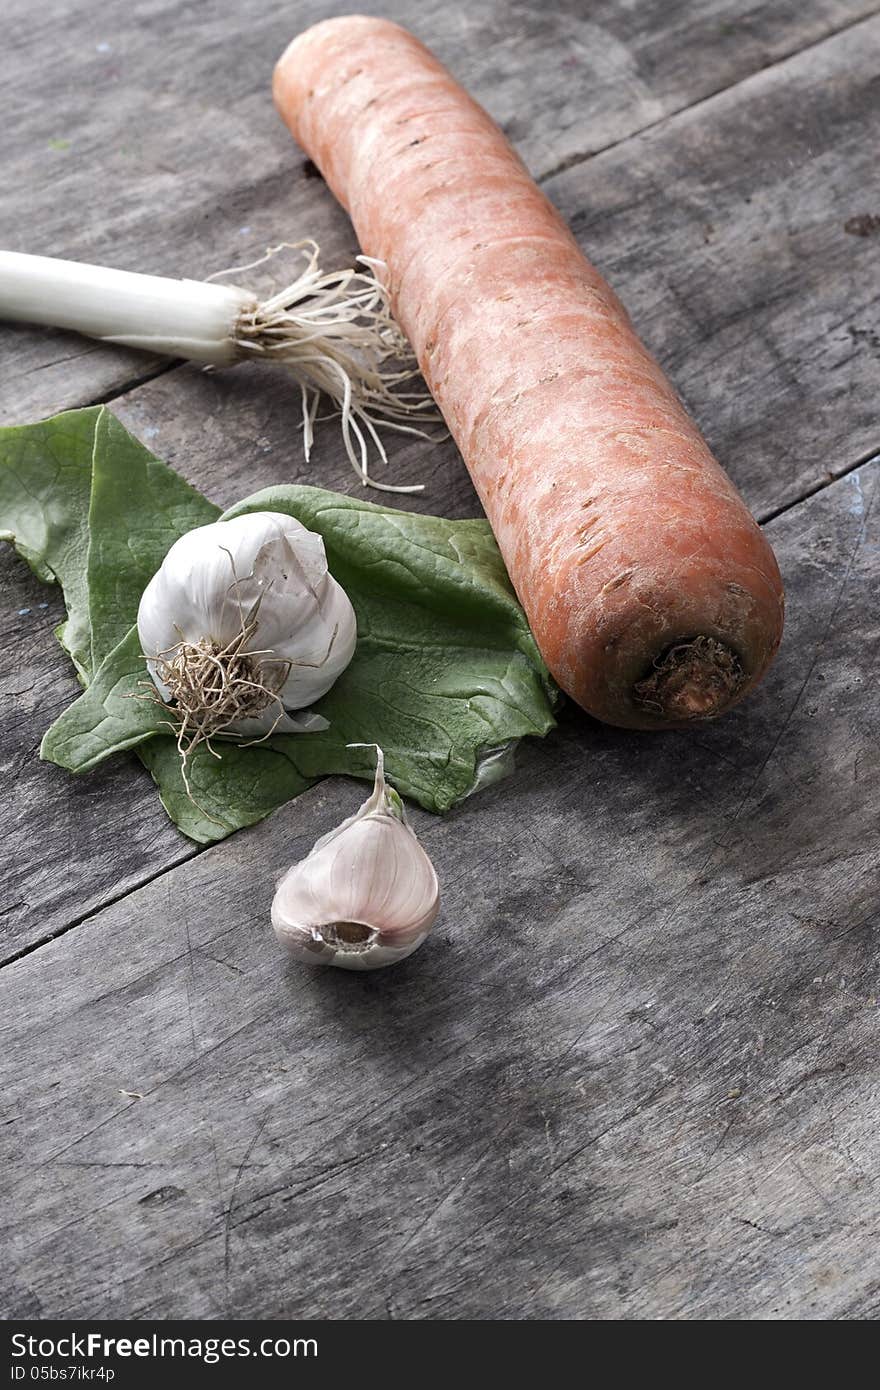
0, 407, 100, 678
39, 626, 162, 771
225, 486, 544, 667
1, 410, 558, 845
86, 409, 219, 666
138, 737, 312, 843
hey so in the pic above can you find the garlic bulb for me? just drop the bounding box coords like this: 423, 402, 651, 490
272, 748, 440, 970
137, 510, 357, 742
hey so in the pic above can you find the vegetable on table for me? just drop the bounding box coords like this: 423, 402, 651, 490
272, 745, 440, 971
0, 407, 557, 845
0, 243, 434, 492
274, 17, 785, 730
137, 510, 359, 799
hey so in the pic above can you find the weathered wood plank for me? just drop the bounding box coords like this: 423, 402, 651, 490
546, 11, 880, 520
1, 0, 876, 421
0, 546, 198, 965
3, 12, 880, 962
1, 462, 877, 1319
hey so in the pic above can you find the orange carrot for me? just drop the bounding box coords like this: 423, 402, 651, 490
274, 16, 784, 729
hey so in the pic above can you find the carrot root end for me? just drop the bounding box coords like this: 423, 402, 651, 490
632, 636, 745, 723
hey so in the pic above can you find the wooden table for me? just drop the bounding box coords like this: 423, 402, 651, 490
2, 1, 878, 1321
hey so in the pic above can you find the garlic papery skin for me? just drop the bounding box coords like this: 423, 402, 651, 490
137, 510, 357, 739
271, 749, 440, 971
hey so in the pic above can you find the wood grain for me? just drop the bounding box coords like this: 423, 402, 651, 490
1, 0, 876, 421
1, 462, 877, 1319
546, 11, 880, 519
0, 545, 197, 965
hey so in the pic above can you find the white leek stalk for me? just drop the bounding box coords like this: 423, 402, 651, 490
0, 243, 437, 492
0, 250, 249, 363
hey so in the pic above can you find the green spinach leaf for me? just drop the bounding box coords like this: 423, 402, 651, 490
0, 408, 99, 679
1, 407, 557, 843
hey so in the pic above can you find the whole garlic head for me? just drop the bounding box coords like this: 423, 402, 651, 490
137, 510, 357, 737
272, 748, 440, 970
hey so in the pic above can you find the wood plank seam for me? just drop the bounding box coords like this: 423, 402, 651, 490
536, 2, 880, 184
759, 447, 880, 525
0, 842, 201, 972
80, 360, 179, 410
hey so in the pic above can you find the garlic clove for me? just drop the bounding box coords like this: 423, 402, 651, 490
138, 513, 318, 659
271, 748, 440, 971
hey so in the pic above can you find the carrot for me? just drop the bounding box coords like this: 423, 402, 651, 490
273, 16, 784, 730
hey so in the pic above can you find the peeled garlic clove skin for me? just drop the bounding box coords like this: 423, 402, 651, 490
231, 706, 329, 737
137, 510, 357, 713
271, 752, 440, 971
254, 530, 357, 710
